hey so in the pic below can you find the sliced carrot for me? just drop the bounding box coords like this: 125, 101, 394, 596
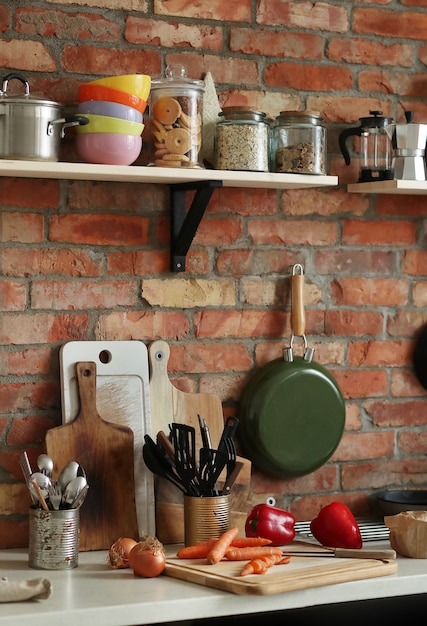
206, 527, 239, 565
225, 546, 283, 561
177, 536, 273, 559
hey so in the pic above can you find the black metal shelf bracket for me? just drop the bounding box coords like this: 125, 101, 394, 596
170, 179, 223, 272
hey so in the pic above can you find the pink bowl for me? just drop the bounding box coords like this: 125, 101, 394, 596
76, 133, 142, 166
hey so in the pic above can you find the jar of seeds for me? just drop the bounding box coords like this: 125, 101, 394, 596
272, 111, 326, 175
149, 64, 204, 168
215, 107, 270, 172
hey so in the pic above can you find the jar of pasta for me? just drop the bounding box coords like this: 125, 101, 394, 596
149, 65, 204, 168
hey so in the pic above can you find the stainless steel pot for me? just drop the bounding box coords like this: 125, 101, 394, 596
0, 73, 88, 161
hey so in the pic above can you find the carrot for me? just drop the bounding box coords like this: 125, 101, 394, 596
177, 536, 272, 559
231, 537, 272, 548
239, 553, 285, 576
206, 527, 239, 565
278, 555, 292, 565
225, 546, 283, 561
177, 539, 217, 559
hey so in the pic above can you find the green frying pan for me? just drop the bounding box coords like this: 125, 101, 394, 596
238, 264, 346, 479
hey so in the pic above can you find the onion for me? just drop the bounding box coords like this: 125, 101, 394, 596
129, 536, 166, 578
108, 537, 138, 569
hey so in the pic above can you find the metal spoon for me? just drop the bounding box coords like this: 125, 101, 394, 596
57, 461, 80, 492
37, 454, 53, 478
63, 475, 87, 507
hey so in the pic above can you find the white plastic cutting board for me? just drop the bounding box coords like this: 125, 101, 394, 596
59, 340, 155, 539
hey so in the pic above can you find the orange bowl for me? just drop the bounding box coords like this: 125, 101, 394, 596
88, 74, 151, 101
78, 83, 147, 114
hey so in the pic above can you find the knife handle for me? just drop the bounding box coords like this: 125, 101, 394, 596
335, 548, 396, 559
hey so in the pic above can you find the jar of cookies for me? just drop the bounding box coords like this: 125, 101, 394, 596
272, 111, 326, 175
149, 65, 204, 168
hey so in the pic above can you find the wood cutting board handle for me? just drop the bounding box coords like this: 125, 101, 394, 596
76, 362, 99, 422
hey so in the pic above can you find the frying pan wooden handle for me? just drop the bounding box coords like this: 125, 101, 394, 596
291, 272, 306, 337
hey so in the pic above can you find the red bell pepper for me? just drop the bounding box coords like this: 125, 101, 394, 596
310, 502, 362, 549
245, 503, 296, 546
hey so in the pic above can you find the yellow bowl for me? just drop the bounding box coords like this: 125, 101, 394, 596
88, 74, 151, 101
76, 113, 144, 136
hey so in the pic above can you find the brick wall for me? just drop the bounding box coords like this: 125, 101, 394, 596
1, 0, 427, 548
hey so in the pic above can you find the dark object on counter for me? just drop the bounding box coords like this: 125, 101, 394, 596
339, 110, 393, 182
376, 490, 427, 516
412, 322, 427, 388
238, 264, 345, 479
0, 73, 88, 161
245, 503, 295, 546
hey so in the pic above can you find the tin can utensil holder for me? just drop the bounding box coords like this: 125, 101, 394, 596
28, 507, 80, 570
184, 494, 230, 546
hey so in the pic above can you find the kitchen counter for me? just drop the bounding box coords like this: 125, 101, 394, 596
1, 543, 427, 625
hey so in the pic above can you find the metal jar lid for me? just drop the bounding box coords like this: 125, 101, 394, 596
276, 110, 324, 125
218, 107, 268, 123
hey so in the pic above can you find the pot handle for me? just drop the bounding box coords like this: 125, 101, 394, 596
287, 264, 314, 363
48, 115, 89, 138
1, 73, 30, 97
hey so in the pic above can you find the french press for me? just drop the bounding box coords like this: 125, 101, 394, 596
339, 111, 394, 182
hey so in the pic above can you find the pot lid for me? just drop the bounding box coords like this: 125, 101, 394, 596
0, 72, 61, 107
359, 110, 393, 128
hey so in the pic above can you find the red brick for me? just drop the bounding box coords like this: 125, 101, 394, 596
399, 430, 427, 455
154, 0, 251, 21
126, 17, 223, 51
1, 247, 102, 277
325, 310, 384, 336
265, 61, 353, 92
334, 369, 388, 399
333, 431, 395, 462
96, 311, 190, 341
248, 219, 338, 245
166, 52, 259, 85
0, 39, 56, 72
401, 250, 427, 276
367, 400, 427, 427
216, 249, 295, 275
0, 519, 29, 549
257, 0, 348, 32
281, 188, 368, 216
359, 68, 426, 97
0, 313, 90, 344
230, 27, 323, 59
0, 348, 53, 377
6, 415, 56, 446
331, 277, 408, 306
307, 95, 393, 123
0, 382, 58, 413
375, 193, 427, 216
49, 214, 150, 246
16, 7, 120, 40
353, 7, 427, 39
61, 44, 161, 77
348, 340, 412, 367
0, 6, 10, 32
342, 219, 416, 245
168, 342, 252, 373
327, 37, 412, 67
0, 281, 27, 311
31, 279, 138, 310
1, 213, 44, 243
342, 459, 427, 491
315, 250, 396, 275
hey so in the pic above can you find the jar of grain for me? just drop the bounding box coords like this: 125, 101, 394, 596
149, 64, 204, 168
215, 107, 270, 172
272, 111, 326, 175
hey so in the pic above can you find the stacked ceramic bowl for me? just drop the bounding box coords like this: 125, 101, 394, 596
76, 74, 151, 165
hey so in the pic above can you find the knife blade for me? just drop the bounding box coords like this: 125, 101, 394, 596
282, 544, 396, 560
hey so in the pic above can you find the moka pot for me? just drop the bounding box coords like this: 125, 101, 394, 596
385, 111, 427, 181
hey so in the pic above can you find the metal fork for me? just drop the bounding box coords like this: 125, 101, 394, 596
48, 481, 62, 510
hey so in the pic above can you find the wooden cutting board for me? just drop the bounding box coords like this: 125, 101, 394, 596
46, 361, 139, 551
60, 340, 155, 539
164, 551, 398, 596
148, 340, 252, 543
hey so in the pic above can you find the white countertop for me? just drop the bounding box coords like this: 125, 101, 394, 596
1, 543, 427, 626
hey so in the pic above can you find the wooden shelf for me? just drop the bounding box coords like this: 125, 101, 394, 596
348, 179, 427, 195
0, 160, 338, 189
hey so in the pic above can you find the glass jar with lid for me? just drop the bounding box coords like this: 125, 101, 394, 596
215, 107, 270, 172
272, 111, 326, 175
149, 64, 204, 168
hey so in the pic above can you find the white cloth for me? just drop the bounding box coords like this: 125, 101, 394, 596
0, 576, 52, 602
